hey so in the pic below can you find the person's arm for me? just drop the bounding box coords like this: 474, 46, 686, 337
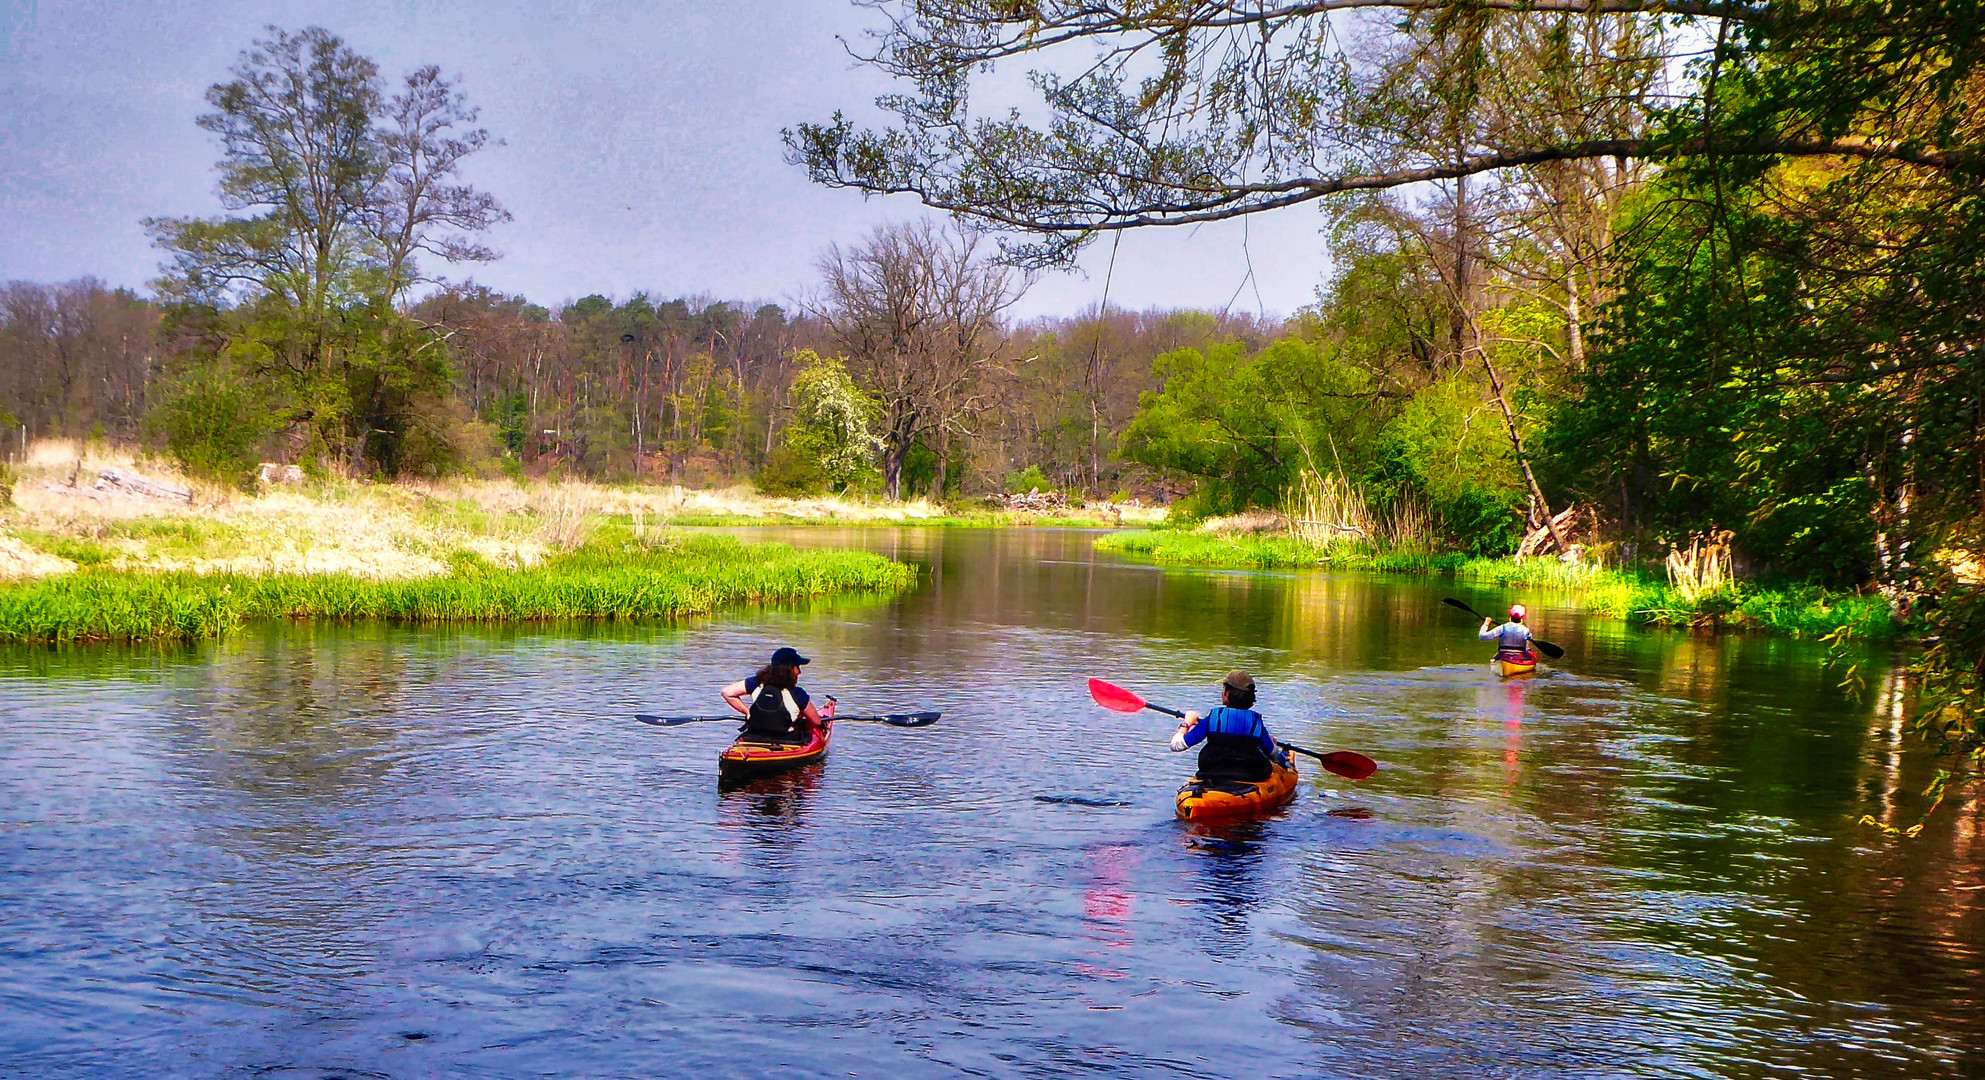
797, 700, 823, 737
721, 679, 751, 716
1255, 721, 1279, 759
1170, 710, 1207, 752
1477, 619, 1500, 641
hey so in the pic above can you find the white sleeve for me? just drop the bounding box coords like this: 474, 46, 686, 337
1169, 730, 1190, 752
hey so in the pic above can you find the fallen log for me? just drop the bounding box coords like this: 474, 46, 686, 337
94, 467, 192, 504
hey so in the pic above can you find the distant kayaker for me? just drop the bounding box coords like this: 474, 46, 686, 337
1479, 604, 1536, 663
1170, 670, 1288, 782
722, 646, 834, 744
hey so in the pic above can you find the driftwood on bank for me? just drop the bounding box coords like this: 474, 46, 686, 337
987, 489, 1071, 512
92, 467, 192, 504
1517, 504, 1582, 559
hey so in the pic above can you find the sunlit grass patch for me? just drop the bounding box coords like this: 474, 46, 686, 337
0, 534, 917, 645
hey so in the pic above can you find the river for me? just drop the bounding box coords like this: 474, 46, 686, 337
1, 528, 1980, 1078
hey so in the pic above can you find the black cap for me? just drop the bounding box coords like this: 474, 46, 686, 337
770, 646, 810, 666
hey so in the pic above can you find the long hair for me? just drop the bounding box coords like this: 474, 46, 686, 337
756, 663, 799, 690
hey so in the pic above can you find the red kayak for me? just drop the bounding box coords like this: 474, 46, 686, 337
717, 719, 833, 782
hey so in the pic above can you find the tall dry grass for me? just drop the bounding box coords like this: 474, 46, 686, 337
1666, 531, 1735, 602
1282, 469, 1433, 553
1285, 470, 1373, 546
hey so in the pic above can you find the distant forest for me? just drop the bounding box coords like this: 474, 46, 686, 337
0, 274, 1277, 500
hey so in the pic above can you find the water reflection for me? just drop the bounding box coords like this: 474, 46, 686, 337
1, 527, 1979, 1077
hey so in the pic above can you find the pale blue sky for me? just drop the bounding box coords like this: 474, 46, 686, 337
0, 0, 1332, 318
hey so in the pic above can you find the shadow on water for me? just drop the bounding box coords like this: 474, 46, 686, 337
1, 527, 1981, 1077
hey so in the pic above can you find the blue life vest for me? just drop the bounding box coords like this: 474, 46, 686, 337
1198, 706, 1273, 782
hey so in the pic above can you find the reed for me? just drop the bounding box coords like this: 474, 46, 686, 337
0, 535, 916, 645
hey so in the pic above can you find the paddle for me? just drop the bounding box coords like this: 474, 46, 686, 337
1442, 597, 1565, 660
1276, 740, 1378, 781
1086, 678, 1377, 782
634, 712, 940, 728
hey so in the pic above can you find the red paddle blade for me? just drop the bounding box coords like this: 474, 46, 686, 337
1318, 751, 1378, 782
1088, 678, 1147, 714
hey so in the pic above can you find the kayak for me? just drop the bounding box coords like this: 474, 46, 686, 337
718, 719, 833, 782
1175, 757, 1299, 821
1493, 652, 1538, 678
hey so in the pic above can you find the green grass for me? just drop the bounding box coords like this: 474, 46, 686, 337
0, 534, 917, 645
1093, 530, 1899, 641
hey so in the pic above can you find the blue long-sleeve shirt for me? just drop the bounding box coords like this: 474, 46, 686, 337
1173, 706, 1278, 757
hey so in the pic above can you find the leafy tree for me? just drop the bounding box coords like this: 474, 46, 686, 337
778, 350, 882, 492
791, 1, 1973, 266
1119, 337, 1376, 516
144, 26, 505, 478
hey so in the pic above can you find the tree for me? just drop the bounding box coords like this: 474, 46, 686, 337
783, 350, 883, 491
1119, 337, 1377, 515
143, 26, 506, 477
790, 0, 1976, 267
814, 221, 1023, 498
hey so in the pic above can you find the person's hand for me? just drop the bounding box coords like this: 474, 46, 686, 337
1181, 710, 1200, 728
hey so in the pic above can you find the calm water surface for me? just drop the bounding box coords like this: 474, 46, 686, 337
2, 528, 1981, 1078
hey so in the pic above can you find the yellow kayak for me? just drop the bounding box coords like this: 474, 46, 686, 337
1493, 653, 1538, 678
1175, 758, 1299, 821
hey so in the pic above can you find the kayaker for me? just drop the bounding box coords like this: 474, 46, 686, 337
721, 646, 834, 744
1479, 604, 1536, 664
1169, 670, 1288, 782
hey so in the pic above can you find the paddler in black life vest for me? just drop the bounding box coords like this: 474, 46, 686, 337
721, 646, 835, 744
1169, 670, 1288, 782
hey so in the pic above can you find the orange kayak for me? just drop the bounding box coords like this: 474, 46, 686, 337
718, 719, 832, 781
1175, 757, 1299, 821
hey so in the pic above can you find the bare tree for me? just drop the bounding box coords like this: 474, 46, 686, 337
814, 221, 1025, 499
371, 65, 511, 298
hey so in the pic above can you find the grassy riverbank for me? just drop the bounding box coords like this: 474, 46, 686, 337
1094, 530, 1898, 641
0, 446, 925, 644
0, 534, 915, 645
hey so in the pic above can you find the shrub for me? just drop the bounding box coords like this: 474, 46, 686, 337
757, 446, 827, 497
148, 365, 269, 487
1007, 464, 1054, 494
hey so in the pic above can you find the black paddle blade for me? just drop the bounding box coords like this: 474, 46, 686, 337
1443, 597, 1487, 620
634, 714, 734, 727
1532, 639, 1566, 660
838, 712, 941, 727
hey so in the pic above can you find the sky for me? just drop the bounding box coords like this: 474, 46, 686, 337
0, 0, 1334, 320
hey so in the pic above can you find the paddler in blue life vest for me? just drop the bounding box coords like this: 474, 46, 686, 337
1169, 670, 1289, 782
721, 646, 835, 744
1479, 604, 1536, 664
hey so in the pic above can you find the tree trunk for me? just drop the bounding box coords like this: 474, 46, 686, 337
932, 429, 950, 500
884, 442, 907, 500
1481, 348, 1568, 555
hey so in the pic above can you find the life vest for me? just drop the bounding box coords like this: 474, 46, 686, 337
741, 685, 805, 743
1197, 706, 1274, 782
